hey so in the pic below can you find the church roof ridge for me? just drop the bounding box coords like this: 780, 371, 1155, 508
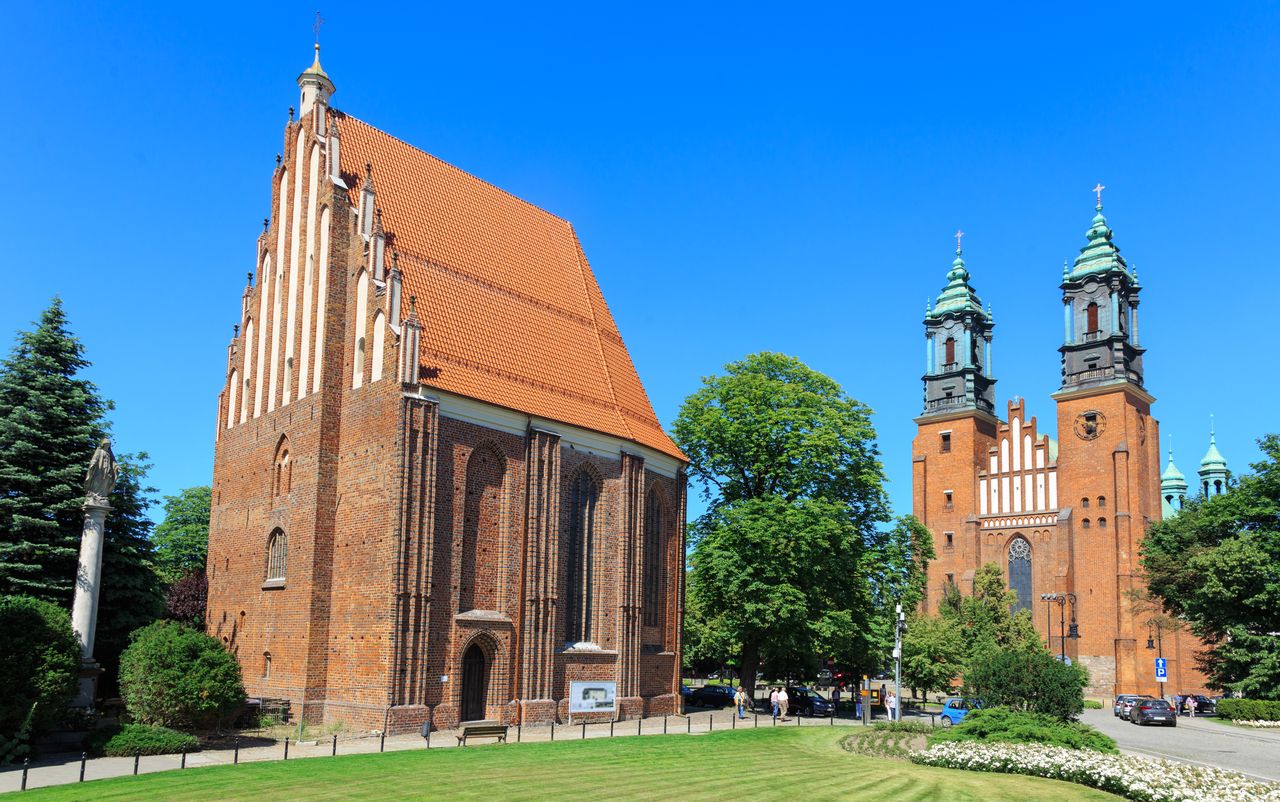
335, 112, 684, 461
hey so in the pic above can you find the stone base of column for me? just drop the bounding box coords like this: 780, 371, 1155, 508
73, 659, 101, 709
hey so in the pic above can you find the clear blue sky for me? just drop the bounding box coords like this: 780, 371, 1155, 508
2, 2, 1276, 521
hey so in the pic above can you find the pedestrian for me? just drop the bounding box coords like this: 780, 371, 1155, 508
770, 687, 780, 719
855, 688, 863, 721
1187, 695, 1197, 717
734, 686, 749, 720
887, 691, 897, 721
778, 687, 790, 720
832, 686, 842, 717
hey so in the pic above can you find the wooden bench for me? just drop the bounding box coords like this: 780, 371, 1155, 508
457, 724, 508, 746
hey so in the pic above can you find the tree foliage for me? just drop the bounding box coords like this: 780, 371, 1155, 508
942, 563, 1042, 662
0, 595, 80, 762
164, 572, 208, 628
151, 486, 211, 585
963, 648, 1088, 720
1141, 434, 1280, 699
901, 613, 965, 699
676, 353, 892, 684
0, 299, 109, 601
118, 621, 245, 731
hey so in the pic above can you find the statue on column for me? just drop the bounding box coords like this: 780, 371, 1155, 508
71, 438, 118, 708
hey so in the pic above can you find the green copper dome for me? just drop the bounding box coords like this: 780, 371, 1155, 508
1161, 449, 1187, 484
929, 247, 988, 319
1200, 432, 1227, 470
1069, 204, 1133, 280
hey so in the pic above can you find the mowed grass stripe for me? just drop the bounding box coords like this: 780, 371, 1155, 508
10, 728, 1122, 801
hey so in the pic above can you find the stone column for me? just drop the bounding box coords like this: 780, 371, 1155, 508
71, 501, 111, 707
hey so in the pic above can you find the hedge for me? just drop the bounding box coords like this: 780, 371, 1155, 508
1215, 698, 1280, 722
928, 707, 1117, 753
86, 723, 198, 757
0, 596, 80, 763
118, 621, 245, 730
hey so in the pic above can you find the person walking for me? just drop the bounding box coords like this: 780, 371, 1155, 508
734, 686, 749, 720
770, 687, 780, 719
887, 691, 898, 722
855, 687, 863, 721
1187, 695, 1197, 718
778, 687, 790, 720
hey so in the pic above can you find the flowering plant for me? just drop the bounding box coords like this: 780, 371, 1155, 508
1234, 720, 1280, 728
911, 741, 1280, 802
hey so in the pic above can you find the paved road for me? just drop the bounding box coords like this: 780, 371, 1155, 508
1082, 709, 1280, 782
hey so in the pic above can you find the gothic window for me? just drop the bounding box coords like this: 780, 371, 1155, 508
1007, 536, 1032, 612
265, 528, 286, 582
643, 488, 666, 629
460, 444, 503, 612
352, 270, 369, 389
564, 469, 599, 644
944, 337, 956, 366
263, 651, 272, 679
273, 438, 292, 496
1086, 302, 1099, 333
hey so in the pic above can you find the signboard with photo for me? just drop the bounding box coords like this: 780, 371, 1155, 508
569, 680, 617, 714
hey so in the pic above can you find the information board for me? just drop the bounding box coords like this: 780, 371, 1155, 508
569, 681, 617, 714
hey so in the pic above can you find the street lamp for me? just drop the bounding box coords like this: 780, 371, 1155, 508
1039, 593, 1057, 652
1039, 593, 1070, 661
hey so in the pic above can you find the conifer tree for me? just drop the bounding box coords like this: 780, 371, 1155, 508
0, 299, 109, 602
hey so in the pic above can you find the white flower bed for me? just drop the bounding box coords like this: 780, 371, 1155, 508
911, 741, 1280, 802
1234, 720, 1280, 728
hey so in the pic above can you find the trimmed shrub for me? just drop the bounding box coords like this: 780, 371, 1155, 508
1083, 700, 1103, 709
964, 647, 1087, 719
0, 596, 80, 763
1216, 698, 1280, 722
86, 723, 198, 757
928, 707, 1117, 753
118, 621, 245, 730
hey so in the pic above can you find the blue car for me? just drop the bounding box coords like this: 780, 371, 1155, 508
938, 697, 980, 727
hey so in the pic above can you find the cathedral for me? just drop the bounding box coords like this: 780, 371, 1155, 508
912, 196, 1219, 698
207, 47, 687, 733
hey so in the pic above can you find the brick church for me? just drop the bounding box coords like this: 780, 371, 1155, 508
912, 199, 1210, 698
207, 46, 687, 733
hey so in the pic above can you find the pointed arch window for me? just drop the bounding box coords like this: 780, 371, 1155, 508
564, 469, 599, 644
273, 437, 292, 497
265, 528, 287, 583
1007, 536, 1032, 613
227, 370, 239, 429
643, 488, 666, 628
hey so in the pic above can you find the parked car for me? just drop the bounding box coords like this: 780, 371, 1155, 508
1113, 694, 1151, 718
687, 684, 736, 709
681, 684, 694, 704
1118, 695, 1152, 720
785, 687, 833, 717
1185, 694, 1217, 715
938, 697, 980, 727
1132, 698, 1177, 727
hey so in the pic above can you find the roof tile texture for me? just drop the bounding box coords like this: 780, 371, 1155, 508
337, 113, 682, 460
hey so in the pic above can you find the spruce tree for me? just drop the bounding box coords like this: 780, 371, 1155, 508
0, 298, 109, 603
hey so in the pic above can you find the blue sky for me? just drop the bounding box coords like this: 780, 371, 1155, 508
2, 2, 1276, 521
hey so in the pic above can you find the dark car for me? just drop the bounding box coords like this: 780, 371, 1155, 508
1118, 695, 1153, 720
681, 684, 694, 703
687, 684, 736, 709
785, 687, 834, 717
1132, 698, 1177, 727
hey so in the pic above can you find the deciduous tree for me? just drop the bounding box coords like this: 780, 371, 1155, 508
151, 486, 211, 585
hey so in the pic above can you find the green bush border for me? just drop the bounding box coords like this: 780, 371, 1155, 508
86, 723, 199, 757
1215, 698, 1280, 722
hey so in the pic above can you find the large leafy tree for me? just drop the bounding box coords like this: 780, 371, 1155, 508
1141, 434, 1280, 699
901, 613, 965, 700
676, 352, 891, 686
0, 299, 110, 601
0, 299, 162, 690
151, 486, 211, 585
942, 562, 1042, 662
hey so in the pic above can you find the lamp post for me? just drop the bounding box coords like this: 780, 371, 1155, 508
1039, 593, 1056, 652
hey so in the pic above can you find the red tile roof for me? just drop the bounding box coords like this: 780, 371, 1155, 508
336, 112, 683, 461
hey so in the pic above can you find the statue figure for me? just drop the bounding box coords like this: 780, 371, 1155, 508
84, 438, 117, 506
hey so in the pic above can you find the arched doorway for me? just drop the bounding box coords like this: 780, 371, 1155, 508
460, 643, 488, 722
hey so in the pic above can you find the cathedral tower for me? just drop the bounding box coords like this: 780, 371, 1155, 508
1052, 190, 1164, 696
912, 238, 998, 612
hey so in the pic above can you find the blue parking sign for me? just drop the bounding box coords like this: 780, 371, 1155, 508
1155, 657, 1167, 678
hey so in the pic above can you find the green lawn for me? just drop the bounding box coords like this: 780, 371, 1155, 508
14, 727, 1120, 801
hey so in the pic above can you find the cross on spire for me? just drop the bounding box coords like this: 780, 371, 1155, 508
1093, 182, 1106, 208
313, 11, 325, 46
955, 229, 964, 252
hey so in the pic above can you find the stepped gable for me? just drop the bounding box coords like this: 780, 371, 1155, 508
336, 112, 682, 460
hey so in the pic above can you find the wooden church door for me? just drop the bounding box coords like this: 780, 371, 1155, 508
461, 643, 488, 722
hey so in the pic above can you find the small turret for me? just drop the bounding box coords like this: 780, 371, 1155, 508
298, 43, 335, 118
1161, 441, 1188, 517
1198, 416, 1229, 497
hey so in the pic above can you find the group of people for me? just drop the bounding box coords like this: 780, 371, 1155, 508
726, 684, 900, 722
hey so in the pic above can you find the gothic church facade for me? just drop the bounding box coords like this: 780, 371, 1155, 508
912, 203, 1210, 698
207, 48, 687, 733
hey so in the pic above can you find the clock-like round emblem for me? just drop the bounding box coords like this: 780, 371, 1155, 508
1074, 410, 1106, 441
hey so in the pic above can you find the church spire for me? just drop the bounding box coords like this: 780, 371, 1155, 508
1198, 415, 1229, 497
1161, 437, 1188, 517
1057, 188, 1145, 393
921, 234, 995, 417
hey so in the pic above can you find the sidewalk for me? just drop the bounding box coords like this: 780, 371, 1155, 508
0, 706, 867, 793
